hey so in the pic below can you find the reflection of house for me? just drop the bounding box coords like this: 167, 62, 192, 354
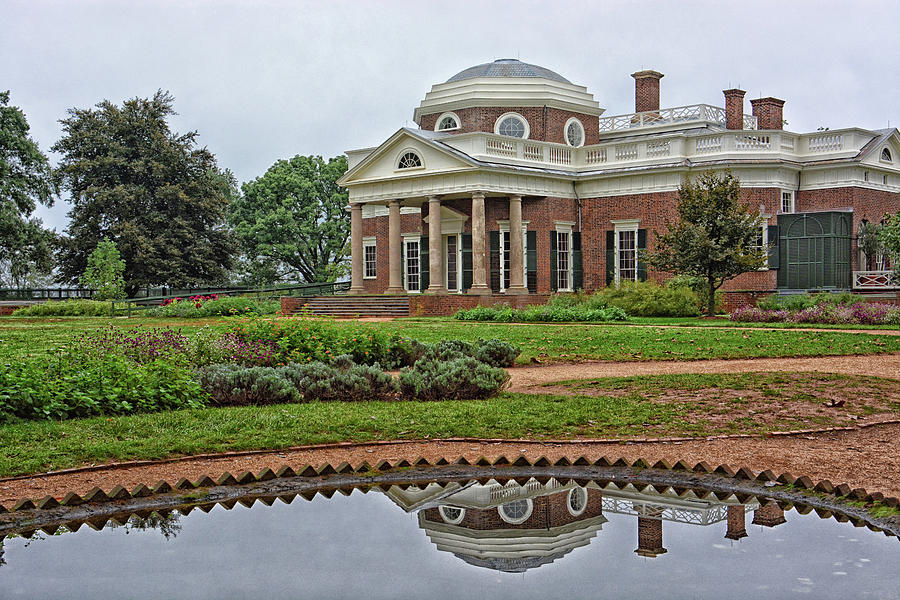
381, 478, 783, 570
338, 59, 900, 314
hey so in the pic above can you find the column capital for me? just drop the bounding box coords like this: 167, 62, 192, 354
509, 194, 522, 202
471, 190, 486, 200
427, 195, 441, 204
388, 198, 401, 207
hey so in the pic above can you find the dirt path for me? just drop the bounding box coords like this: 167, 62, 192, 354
507, 353, 900, 391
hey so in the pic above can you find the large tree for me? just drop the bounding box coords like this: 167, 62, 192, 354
881, 212, 900, 279
52, 90, 236, 296
0, 90, 57, 288
230, 154, 349, 285
648, 171, 768, 316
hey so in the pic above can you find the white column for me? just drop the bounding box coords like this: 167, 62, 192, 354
507, 195, 528, 294
469, 191, 490, 295
426, 195, 445, 293
348, 202, 364, 294
386, 199, 403, 294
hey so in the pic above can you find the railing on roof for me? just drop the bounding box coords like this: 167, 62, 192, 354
597, 104, 757, 132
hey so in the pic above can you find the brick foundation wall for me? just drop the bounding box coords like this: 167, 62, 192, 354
419, 106, 600, 146
409, 292, 550, 316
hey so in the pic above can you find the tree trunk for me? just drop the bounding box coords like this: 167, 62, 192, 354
707, 277, 717, 317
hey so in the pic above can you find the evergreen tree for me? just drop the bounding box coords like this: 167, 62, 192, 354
52, 91, 236, 296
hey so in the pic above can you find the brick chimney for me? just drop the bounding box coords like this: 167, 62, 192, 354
752, 502, 787, 527
631, 70, 664, 113
723, 89, 746, 130
750, 97, 786, 130
724, 505, 748, 540
635, 515, 667, 557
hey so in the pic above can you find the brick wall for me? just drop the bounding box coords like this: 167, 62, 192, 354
419, 106, 600, 146
724, 505, 748, 540
422, 488, 602, 531
410, 292, 550, 316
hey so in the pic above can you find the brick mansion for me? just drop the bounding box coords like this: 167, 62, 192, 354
337, 59, 900, 313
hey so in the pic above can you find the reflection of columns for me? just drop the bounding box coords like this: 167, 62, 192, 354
386, 200, 403, 294
635, 514, 667, 558
752, 502, 786, 528
725, 505, 748, 540
426, 196, 445, 293
507, 195, 527, 295
469, 192, 489, 295
349, 203, 364, 294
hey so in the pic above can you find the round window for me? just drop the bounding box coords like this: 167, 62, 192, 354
436, 113, 460, 131
397, 152, 422, 169
568, 487, 587, 516
495, 113, 529, 139
565, 118, 584, 147
499, 499, 533, 524
439, 506, 465, 524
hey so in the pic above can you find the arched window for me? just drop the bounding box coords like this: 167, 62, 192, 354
397, 151, 422, 169
495, 113, 529, 139
498, 499, 533, 524
435, 112, 460, 131
439, 506, 465, 524
565, 118, 585, 147
882, 148, 893, 162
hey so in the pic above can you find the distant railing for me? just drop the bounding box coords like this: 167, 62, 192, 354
852, 270, 897, 290
598, 103, 757, 132
808, 133, 843, 153
0, 287, 95, 301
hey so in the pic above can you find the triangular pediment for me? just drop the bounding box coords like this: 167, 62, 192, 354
860, 129, 900, 168
339, 128, 477, 186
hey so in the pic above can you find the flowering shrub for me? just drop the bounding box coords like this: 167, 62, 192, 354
149, 295, 278, 318
730, 302, 900, 325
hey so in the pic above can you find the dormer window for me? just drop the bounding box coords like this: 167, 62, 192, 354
495, 112, 529, 139
882, 148, 893, 162
435, 112, 460, 131
397, 151, 423, 169
565, 117, 585, 147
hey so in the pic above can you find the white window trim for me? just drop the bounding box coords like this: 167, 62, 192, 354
567, 487, 588, 517
494, 112, 530, 140
555, 221, 575, 292
444, 233, 463, 293
780, 190, 795, 214
434, 112, 461, 132
498, 499, 533, 525
439, 505, 466, 524
880, 147, 893, 163
497, 220, 529, 292
564, 117, 585, 148
395, 148, 425, 172
755, 215, 771, 271
612, 219, 640, 286
402, 234, 421, 293
362, 236, 377, 280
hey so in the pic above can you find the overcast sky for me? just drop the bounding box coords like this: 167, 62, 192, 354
4, 0, 900, 232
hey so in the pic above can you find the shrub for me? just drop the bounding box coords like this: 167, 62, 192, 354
281, 359, 398, 402
198, 364, 300, 407
667, 275, 722, 314
756, 292, 859, 311
730, 301, 900, 325
597, 280, 700, 317
146, 295, 279, 318
12, 299, 113, 317
454, 303, 627, 323
398, 356, 509, 401
472, 338, 521, 368
0, 354, 206, 423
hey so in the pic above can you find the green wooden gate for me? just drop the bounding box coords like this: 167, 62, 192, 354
776, 211, 852, 290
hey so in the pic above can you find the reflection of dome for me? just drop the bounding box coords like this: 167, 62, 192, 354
455, 554, 559, 574
447, 59, 572, 84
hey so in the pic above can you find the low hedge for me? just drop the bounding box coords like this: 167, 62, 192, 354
11, 299, 114, 317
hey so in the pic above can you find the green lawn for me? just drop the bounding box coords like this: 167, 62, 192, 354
2, 315, 899, 364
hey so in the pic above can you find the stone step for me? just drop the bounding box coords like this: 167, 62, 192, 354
290, 295, 411, 318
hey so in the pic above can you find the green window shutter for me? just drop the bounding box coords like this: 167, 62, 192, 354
489, 231, 501, 293
605, 230, 615, 286
526, 230, 537, 293
572, 231, 583, 290
461, 233, 473, 291
549, 231, 558, 292
767, 225, 779, 270
637, 229, 648, 282
420, 235, 429, 291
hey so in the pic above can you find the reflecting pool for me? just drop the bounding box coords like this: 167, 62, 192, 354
1, 477, 897, 599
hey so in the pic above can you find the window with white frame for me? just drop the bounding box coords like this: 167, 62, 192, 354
397, 151, 422, 170
435, 112, 460, 131
403, 236, 420, 292
781, 190, 795, 214
564, 117, 585, 148
882, 148, 893, 162
553, 221, 574, 291
752, 219, 769, 269
494, 112, 529, 139
363, 237, 377, 279
439, 506, 465, 524
446, 234, 459, 291
567, 487, 587, 516
498, 499, 533, 524
613, 220, 639, 284
498, 221, 528, 291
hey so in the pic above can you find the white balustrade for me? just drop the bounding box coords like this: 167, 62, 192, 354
808, 134, 844, 153
734, 134, 771, 151
548, 146, 572, 165
584, 147, 607, 164
853, 270, 897, 290
523, 143, 542, 161
780, 135, 796, 151
695, 136, 722, 154
485, 136, 517, 158
615, 144, 638, 161
598, 103, 753, 132
646, 140, 671, 157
